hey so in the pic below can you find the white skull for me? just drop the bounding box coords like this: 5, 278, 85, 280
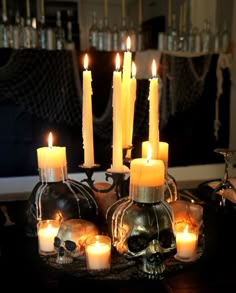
106, 198, 176, 279
54, 219, 99, 264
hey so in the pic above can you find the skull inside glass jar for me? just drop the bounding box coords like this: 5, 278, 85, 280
54, 219, 99, 264
106, 197, 176, 279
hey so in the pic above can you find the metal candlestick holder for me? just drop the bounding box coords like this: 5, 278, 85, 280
78, 163, 130, 199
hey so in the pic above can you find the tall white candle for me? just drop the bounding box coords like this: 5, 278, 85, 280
148, 59, 159, 159
111, 53, 123, 172
121, 36, 132, 148
126, 61, 137, 150
82, 54, 95, 167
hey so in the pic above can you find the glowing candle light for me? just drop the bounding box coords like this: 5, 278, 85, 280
37, 132, 66, 170
148, 59, 159, 159
130, 146, 164, 187
82, 53, 95, 167
175, 225, 198, 260
111, 53, 123, 172
85, 235, 111, 270
37, 219, 60, 255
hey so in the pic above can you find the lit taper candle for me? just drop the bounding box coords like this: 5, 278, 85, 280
148, 59, 159, 160
82, 53, 95, 167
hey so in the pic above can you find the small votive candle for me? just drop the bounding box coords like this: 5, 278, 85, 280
175, 224, 199, 261
37, 219, 60, 255
85, 235, 111, 272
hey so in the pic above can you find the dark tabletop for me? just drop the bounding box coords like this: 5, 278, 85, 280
1, 186, 236, 292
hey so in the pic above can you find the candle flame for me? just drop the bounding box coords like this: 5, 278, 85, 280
151, 59, 157, 78
115, 53, 120, 71
183, 225, 189, 234
132, 61, 136, 78
48, 132, 53, 148
84, 53, 89, 70
147, 142, 152, 163
126, 36, 131, 51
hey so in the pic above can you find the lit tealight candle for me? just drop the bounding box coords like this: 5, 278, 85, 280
82, 53, 95, 167
37, 132, 67, 182
175, 225, 198, 260
37, 219, 60, 255
85, 235, 111, 271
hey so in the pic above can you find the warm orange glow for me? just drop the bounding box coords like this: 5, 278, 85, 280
84, 53, 89, 70
48, 132, 53, 148
126, 36, 131, 51
132, 61, 136, 78
115, 53, 120, 71
151, 59, 157, 78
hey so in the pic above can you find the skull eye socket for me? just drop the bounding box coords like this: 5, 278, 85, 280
54, 236, 61, 248
159, 229, 175, 249
65, 240, 76, 251
127, 235, 150, 253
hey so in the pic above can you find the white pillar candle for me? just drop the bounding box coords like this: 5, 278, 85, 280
148, 59, 159, 160
175, 225, 198, 260
85, 235, 111, 271
37, 132, 66, 169
111, 53, 123, 172
130, 158, 164, 187
37, 219, 60, 255
159, 141, 169, 169
82, 54, 95, 167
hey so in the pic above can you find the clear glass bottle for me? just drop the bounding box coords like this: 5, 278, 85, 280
38, 0, 47, 49
103, 16, 112, 51
221, 22, 229, 53
119, 16, 128, 51
88, 11, 98, 50
31, 17, 38, 48
136, 24, 143, 51
55, 10, 65, 50
22, 0, 33, 48
188, 24, 195, 52
201, 20, 212, 52
0, 0, 11, 48
129, 20, 137, 52
12, 10, 23, 49
97, 18, 104, 51
167, 14, 177, 51
112, 23, 119, 51
213, 27, 220, 53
